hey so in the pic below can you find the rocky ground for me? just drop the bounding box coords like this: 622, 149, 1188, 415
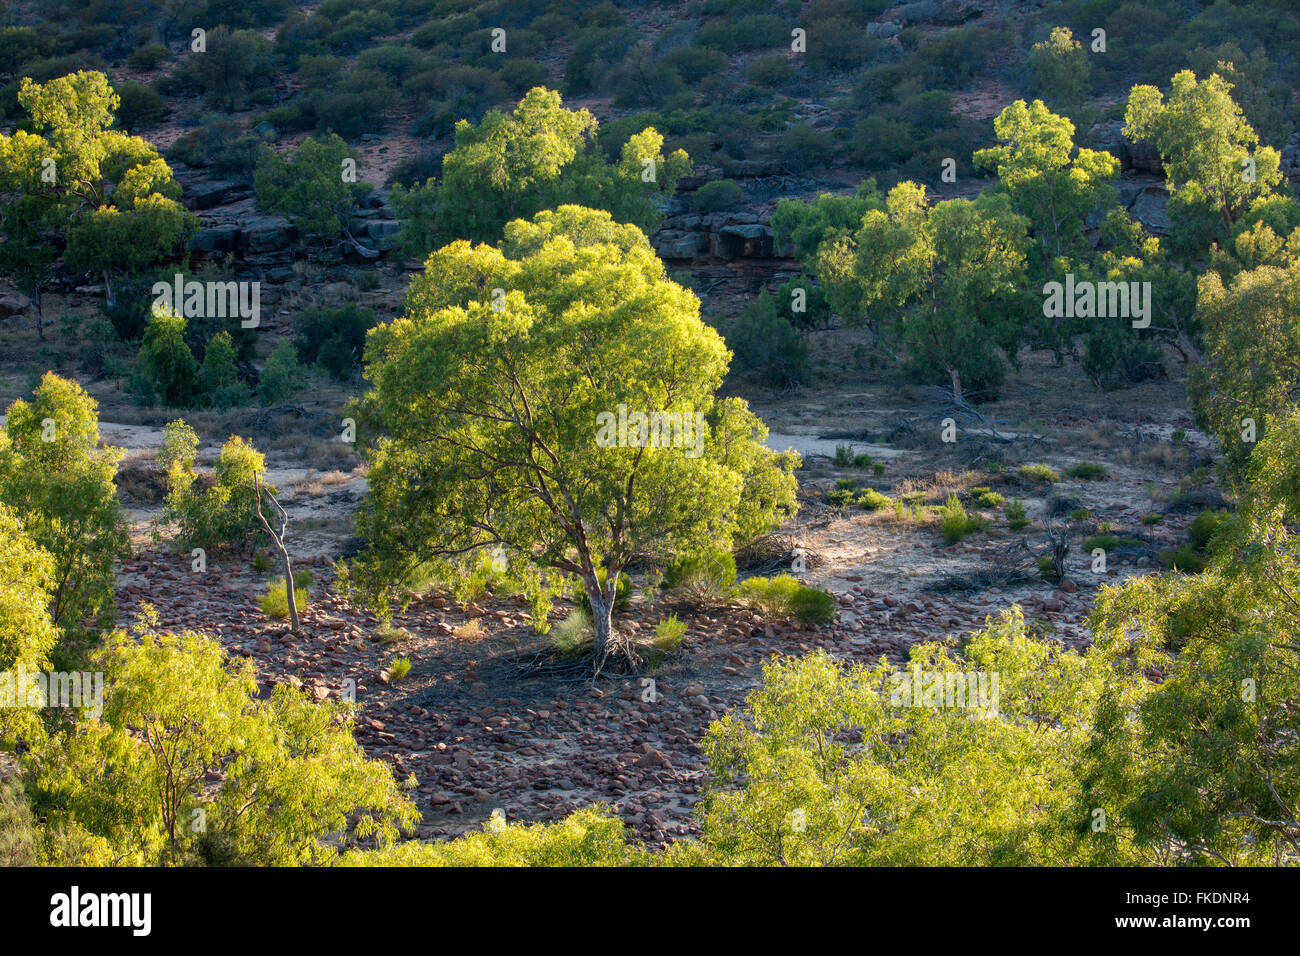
87, 337, 1218, 850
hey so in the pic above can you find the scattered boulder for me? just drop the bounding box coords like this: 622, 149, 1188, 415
1130, 185, 1170, 236
0, 292, 32, 317
715, 223, 774, 258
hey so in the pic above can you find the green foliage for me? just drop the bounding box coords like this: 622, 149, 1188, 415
695, 607, 1099, 864
518, 566, 566, 635
0, 773, 37, 865
254, 133, 372, 242
354, 206, 797, 659
1189, 249, 1300, 479
337, 805, 639, 866
735, 574, 836, 625
0, 373, 127, 639
158, 434, 270, 553
390, 87, 690, 254
112, 79, 166, 131
1063, 461, 1107, 481
973, 99, 1118, 284
653, 613, 687, 651
1006, 498, 1029, 530
693, 179, 743, 212
725, 291, 808, 388
157, 419, 198, 473
1019, 464, 1060, 483
0, 501, 60, 745
259, 579, 308, 620
1124, 70, 1283, 257
258, 340, 304, 406
0, 71, 197, 301
387, 656, 411, 682
857, 488, 892, 512
199, 331, 251, 409
1027, 27, 1090, 106
293, 303, 375, 379
25, 626, 417, 865
550, 608, 592, 658
664, 548, 737, 603
817, 181, 1028, 400
938, 493, 985, 544
138, 307, 199, 407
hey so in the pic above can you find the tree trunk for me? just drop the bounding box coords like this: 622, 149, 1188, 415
280, 549, 299, 632
587, 583, 613, 662
948, 366, 963, 404
33, 289, 44, 342
102, 269, 115, 310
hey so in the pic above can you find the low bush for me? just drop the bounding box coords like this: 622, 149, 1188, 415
938, 493, 985, 544
1006, 498, 1029, 530
259, 579, 308, 620
736, 573, 836, 624
693, 179, 744, 212
1064, 461, 1108, 481
653, 614, 687, 650
857, 488, 892, 511
1019, 464, 1061, 483
664, 549, 736, 602
550, 608, 592, 657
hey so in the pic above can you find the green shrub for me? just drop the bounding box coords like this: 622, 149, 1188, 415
974, 488, 1005, 508
1083, 534, 1120, 553
139, 309, 199, 407
694, 179, 744, 212
259, 579, 308, 620
938, 493, 985, 544
725, 292, 808, 387
665, 549, 737, 601
747, 53, 793, 87
1159, 543, 1208, 574
199, 331, 251, 409
833, 444, 855, 467
128, 43, 170, 71
159, 434, 271, 552
1064, 461, 1108, 480
872, 462, 885, 476
736, 574, 836, 624
550, 608, 592, 657
258, 340, 304, 406
697, 14, 787, 53
113, 79, 166, 131
828, 487, 856, 506
857, 488, 892, 511
293, 303, 375, 379
661, 45, 727, 83
1006, 498, 1029, 530
653, 613, 687, 650
1019, 464, 1060, 483
388, 656, 412, 681
1188, 509, 1228, 552
788, 585, 837, 624
1142, 512, 1163, 525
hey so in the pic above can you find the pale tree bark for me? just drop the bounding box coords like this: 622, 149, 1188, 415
255, 476, 299, 631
